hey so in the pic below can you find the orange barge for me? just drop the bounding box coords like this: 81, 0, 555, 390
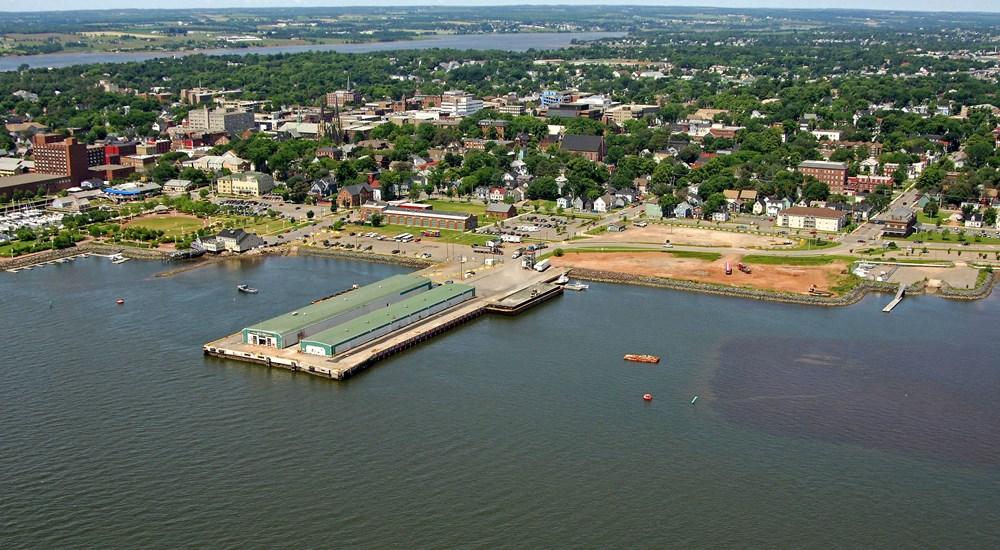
624, 354, 660, 364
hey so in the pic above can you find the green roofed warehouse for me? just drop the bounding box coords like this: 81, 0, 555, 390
300, 283, 476, 357
241, 274, 432, 348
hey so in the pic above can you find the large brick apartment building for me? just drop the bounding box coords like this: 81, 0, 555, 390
798, 160, 848, 193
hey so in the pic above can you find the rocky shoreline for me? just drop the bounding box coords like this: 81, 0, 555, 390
564, 267, 994, 307
294, 245, 435, 269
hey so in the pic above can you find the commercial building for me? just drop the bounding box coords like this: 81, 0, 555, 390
440, 91, 483, 117
31, 134, 90, 185
798, 160, 848, 193
0, 173, 71, 198
561, 135, 606, 162
362, 203, 478, 231
881, 207, 917, 237
604, 104, 659, 125
241, 274, 433, 348
187, 106, 255, 135
776, 206, 847, 232
540, 90, 572, 108
216, 172, 275, 197
844, 175, 893, 195
299, 283, 475, 357
326, 90, 361, 107
89, 163, 135, 182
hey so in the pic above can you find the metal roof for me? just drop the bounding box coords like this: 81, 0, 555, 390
302, 284, 474, 348
245, 274, 430, 335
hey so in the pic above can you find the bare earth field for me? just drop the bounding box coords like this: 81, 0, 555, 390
551, 252, 849, 294
589, 225, 788, 248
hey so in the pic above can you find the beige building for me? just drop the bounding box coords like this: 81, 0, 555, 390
776, 206, 846, 232
605, 104, 658, 125
216, 172, 275, 197
187, 107, 255, 134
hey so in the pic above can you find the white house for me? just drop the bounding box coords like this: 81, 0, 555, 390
593, 194, 613, 213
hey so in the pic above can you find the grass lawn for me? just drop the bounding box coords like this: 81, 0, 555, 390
668, 250, 723, 261
916, 212, 947, 225
740, 255, 854, 266
894, 230, 1000, 245
210, 215, 312, 236
126, 215, 204, 237
779, 238, 839, 251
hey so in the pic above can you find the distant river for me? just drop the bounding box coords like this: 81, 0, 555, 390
2, 255, 999, 547
0, 32, 625, 71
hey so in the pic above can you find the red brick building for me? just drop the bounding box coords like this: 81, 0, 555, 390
844, 175, 893, 195
31, 134, 90, 185
798, 160, 848, 193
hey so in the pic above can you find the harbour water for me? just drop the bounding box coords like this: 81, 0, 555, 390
2, 256, 999, 548
0, 32, 625, 71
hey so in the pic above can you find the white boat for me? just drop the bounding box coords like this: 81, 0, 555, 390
554, 273, 570, 285
564, 282, 589, 291
237, 284, 259, 294
109, 253, 129, 264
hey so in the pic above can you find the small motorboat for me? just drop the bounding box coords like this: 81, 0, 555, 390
624, 354, 660, 364
116, 298, 125, 305
554, 274, 570, 285
564, 282, 589, 291
237, 284, 259, 294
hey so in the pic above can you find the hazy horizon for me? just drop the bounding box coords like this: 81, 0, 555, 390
3, 1, 999, 14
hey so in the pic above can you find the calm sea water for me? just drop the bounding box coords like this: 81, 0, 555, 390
0, 32, 625, 71
2, 256, 999, 548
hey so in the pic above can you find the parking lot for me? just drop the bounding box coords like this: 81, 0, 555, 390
483, 213, 594, 242
217, 199, 271, 217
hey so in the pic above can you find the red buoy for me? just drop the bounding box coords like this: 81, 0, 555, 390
116, 298, 125, 305
643, 393, 653, 401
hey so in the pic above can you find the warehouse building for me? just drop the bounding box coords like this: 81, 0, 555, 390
242, 274, 432, 348
299, 283, 475, 357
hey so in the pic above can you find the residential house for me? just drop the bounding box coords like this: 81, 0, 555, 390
163, 179, 195, 195
556, 197, 571, 210
674, 201, 694, 219
711, 210, 730, 222
505, 187, 526, 203
645, 203, 663, 219
572, 196, 592, 211
593, 194, 614, 213
309, 177, 338, 199
488, 187, 505, 202
723, 189, 758, 212
964, 212, 984, 228
473, 185, 489, 201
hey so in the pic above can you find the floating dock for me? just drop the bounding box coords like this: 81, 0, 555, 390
882, 283, 906, 313
204, 270, 569, 380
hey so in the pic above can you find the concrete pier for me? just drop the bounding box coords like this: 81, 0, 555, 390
204, 269, 569, 380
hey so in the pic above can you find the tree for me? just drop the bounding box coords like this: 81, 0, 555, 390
923, 200, 939, 218
702, 193, 727, 218
306, 210, 315, 220
984, 208, 998, 227
802, 180, 830, 203
658, 193, 681, 212
369, 213, 384, 227
526, 176, 559, 200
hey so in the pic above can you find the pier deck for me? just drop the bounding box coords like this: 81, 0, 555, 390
204, 268, 569, 380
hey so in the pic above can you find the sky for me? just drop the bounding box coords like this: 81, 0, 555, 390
2, 0, 998, 12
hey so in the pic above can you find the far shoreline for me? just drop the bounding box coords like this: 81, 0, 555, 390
3, 241, 993, 308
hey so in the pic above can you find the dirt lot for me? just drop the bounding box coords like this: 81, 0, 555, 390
551, 252, 849, 294
588, 225, 789, 248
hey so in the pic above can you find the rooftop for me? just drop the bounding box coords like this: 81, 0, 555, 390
781, 206, 846, 219
245, 274, 431, 335
302, 283, 475, 348
0, 172, 68, 190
